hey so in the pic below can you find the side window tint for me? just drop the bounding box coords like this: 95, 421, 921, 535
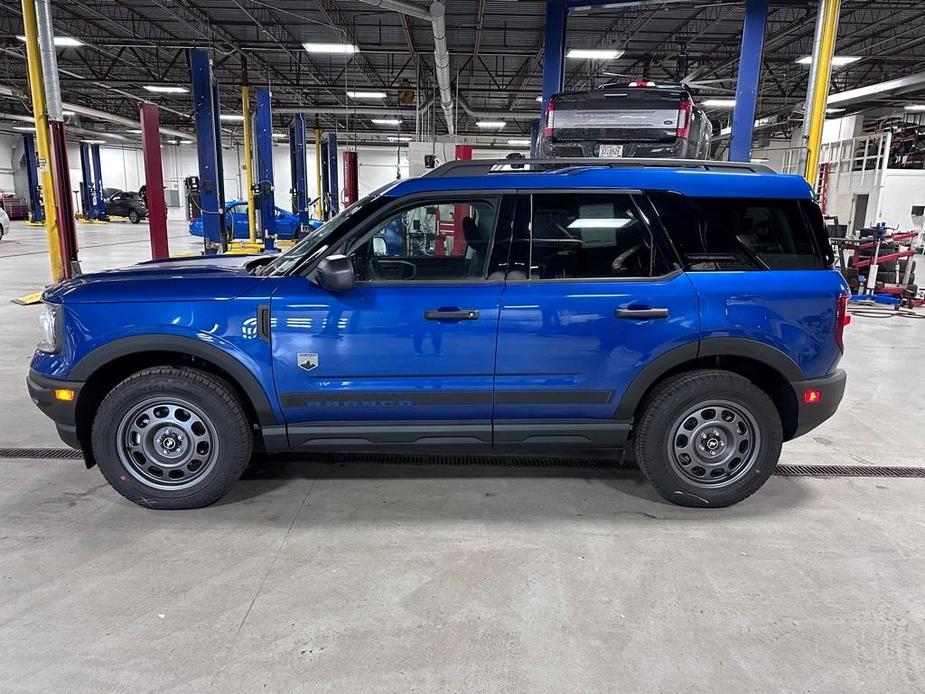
649, 192, 826, 271
347, 199, 499, 282
529, 193, 667, 279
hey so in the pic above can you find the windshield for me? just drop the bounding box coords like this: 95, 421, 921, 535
256, 195, 377, 276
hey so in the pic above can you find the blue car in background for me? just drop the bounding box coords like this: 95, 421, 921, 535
189, 200, 321, 240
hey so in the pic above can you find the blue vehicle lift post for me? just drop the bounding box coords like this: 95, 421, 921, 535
320, 138, 330, 220
289, 114, 310, 232
729, 0, 770, 162
325, 132, 339, 217
254, 87, 276, 249
22, 133, 44, 224
90, 144, 108, 221
190, 48, 225, 254
77, 142, 96, 221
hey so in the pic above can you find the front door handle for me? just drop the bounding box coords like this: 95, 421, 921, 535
615, 307, 670, 319
424, 308, 480, 321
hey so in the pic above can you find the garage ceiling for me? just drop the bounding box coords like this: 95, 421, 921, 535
0, 0, 924, 141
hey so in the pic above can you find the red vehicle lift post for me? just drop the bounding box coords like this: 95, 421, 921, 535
140, 103, 169, 260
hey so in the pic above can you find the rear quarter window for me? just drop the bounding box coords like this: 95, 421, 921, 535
648, 192, 830, 271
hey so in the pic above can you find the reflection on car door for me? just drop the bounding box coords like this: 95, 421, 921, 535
493, 192, 700, 447
270, 194, 513, 449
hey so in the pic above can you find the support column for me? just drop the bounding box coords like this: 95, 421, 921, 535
140, 103, 169, 260
729, 0, 770, 162
541, 0, 568, 113
803, 0, 842, 186
254, 87, 275, 246
90, 144, 108, 220
325, 132, 339, 216
78, 143, 95, 221
189, 48, 224, 254
23, 134, 44, 223
289, 114, 310, 228
240, 56, 257, 243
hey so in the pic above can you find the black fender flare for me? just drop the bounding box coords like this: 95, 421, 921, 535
613, 337, 805, 420
69, 334, 279, 427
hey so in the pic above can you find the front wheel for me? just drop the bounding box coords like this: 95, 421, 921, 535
91, 367, 252, 509
633, 369, 782, 508
128, 209, 140, 224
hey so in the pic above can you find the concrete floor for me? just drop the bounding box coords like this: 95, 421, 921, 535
2, 219, 925, 693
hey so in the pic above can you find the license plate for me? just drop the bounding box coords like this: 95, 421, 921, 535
599, 144, 624, 158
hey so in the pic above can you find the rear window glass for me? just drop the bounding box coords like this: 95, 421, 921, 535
648, 192, 828, 270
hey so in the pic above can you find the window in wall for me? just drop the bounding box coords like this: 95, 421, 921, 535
528, 193, 667, 279
347, 198, 499, 282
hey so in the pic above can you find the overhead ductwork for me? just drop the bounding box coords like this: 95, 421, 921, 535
357, 0, 455, 135
456, 95, 536, 121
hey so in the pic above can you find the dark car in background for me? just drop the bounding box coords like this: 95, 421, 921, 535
537, 80, 712, 160
105, 191, 148, 224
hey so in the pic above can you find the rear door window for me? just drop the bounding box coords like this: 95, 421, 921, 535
648, 192, 828, 270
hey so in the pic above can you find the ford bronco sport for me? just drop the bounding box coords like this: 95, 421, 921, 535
28, 159, 848, 509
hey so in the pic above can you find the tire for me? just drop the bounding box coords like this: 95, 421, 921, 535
128, 209, 140, 224
91, 366, 252, 509
0, 223, 4, 241
633, 369, 783, 508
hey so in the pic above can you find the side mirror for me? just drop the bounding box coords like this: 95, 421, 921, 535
315, 254, 354, 291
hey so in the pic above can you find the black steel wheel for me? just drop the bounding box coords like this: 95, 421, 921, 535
92, 366, 252, 509
128, 209, 140, 224
634, 369, 782, 508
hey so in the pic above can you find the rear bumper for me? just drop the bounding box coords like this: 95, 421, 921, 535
791, 369, 846, 438
26, 369, 84, 449
540, 140, 687, 158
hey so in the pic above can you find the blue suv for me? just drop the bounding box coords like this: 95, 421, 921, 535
27, 159, 848, 509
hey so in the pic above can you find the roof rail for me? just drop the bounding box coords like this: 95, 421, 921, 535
423, 157, 776, 177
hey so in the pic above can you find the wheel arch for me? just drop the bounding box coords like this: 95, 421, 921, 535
617, 338, 803, 441
70, 335, 278, 458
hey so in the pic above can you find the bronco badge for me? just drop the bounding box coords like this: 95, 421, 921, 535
297, 353, 319, 371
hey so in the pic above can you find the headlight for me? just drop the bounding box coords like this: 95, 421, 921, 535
37, 303, 60, 354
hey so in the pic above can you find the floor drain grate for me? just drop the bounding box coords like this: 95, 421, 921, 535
0, 447, 84, 460
3, 448, 925, 478
775, 464, 925, 478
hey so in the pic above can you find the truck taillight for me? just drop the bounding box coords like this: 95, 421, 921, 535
835, 294, 850, 352
544, 99, 557, 139
676, 99, 692, 139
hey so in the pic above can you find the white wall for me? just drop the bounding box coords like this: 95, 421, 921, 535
875, 169, 925, 231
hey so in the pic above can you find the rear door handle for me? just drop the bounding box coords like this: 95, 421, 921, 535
424, 308, 480, 321
615, 307, 670, 319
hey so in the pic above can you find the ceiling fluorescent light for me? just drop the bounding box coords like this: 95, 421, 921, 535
826, 108, 845, 114
372, 118, 401, 126
566, 48, 623, 60
81, 139, 106, 144
347, 91, 387, 99
125, 129, 142, 134
179, 139, 193, 144
220, 114, 245, 122
388, 136, 412, 142
144, 85, 188, 94
17, 35, 84, 47
507, 139, 531, 146
796, 55, 861, 67
303, 42, 357, 54
13, 126, 35, 131
477, 120, 506, 129
703, 98, 736, 108
272, 133, 286, 138
904, 104, 925, 112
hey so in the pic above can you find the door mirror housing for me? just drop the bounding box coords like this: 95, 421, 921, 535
314, 254, 355, 291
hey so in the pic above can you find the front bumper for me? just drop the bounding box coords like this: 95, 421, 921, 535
791, 369, 847, 438
27, 369, 84, 449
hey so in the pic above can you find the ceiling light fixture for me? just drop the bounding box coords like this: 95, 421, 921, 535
703, 98, 736, 108
144, 85, 188, 94
477, 120, 506, 129
566, 48, 624, 60
796, 55, 861, 67
347, 91, 387, 99
507, 139, 531, 146
904, 104, 925, 112
13, 126, 35, 131
17, 35, 83, 47
303, 42, 357, 54
81, 139, 106, 144
372, 118, 402, 126
220, 114, 245, 122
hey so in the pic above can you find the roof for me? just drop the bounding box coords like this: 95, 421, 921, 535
386, 164, 815, 200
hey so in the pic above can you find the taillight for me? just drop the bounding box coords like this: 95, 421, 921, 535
835, 294, 850, 352
676, 99, 692, 139
544, 99, 557, 139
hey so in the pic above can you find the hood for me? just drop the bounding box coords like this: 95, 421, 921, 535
43, 254, 268, 304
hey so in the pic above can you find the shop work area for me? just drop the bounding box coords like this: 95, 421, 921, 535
2, 1, 925, 692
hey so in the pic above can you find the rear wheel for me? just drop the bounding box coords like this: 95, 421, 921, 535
91, 367, 252, 509
128, 209, 140, 224
633, 369, 782, 508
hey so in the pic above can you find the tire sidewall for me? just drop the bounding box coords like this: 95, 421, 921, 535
92, 370, 251, 508
129, 210, 140, 223
634, 371, 783, 508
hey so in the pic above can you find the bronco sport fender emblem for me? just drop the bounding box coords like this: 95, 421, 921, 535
297, 353, 319, 371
